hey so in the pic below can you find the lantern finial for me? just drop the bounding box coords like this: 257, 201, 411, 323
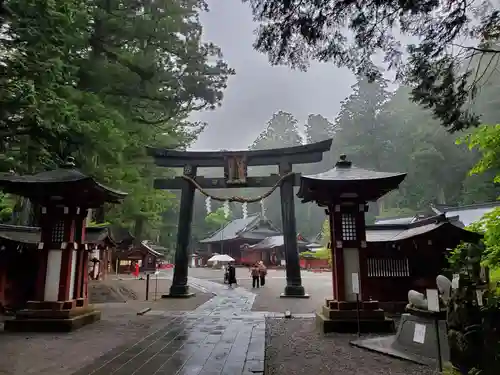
61, 156, 76, 169
335, 154, 352, 168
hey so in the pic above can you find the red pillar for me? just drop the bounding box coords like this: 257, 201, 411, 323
28, 205, 87, 308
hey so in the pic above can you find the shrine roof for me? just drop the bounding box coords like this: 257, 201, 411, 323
366, 214, 481, 243
140, 240, 165, 258
247, 235, 309, 250
109, 226, 135, 247
238, 227, 282, 241
304, 166, 406, 182
374, 214, 425, 225
86, 226, 113, 245
431, 201, 500, 227
199, 214, 280, 244
297, 155, 406, 203
0, 224, 40, 244
0, 224, 114, 245
0, 159, 127, 206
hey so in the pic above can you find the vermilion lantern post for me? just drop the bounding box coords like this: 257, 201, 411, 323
297, 155, 406, 333
0, 158, 126, 332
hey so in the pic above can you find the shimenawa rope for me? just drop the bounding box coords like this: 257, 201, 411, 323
181, 172, 295, 203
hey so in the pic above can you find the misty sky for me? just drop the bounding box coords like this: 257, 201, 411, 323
191, 1, 356, 151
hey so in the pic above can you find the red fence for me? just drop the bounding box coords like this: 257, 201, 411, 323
300, 258, 330, 269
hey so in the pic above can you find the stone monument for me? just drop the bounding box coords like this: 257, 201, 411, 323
351, 275, 453, 365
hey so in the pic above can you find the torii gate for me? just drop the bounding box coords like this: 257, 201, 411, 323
148, 139, 332, 298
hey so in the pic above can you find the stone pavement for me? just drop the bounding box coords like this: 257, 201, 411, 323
73, 277, 266, 375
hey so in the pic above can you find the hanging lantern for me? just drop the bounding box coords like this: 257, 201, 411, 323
205, 196, 212, 214
242, 202, 248, 219
260, 198, 266, 216
223, 200, 230, 218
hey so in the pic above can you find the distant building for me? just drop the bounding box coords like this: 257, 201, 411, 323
242, 234, 311, 266
374, 201, 500, 228
431, 201, 500, 227
197, 214, 281, 265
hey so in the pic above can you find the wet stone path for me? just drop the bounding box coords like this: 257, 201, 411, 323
73, 277, 265, 375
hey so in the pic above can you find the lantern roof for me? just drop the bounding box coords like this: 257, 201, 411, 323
297, 155, 406, 204
0, 157, 127, 207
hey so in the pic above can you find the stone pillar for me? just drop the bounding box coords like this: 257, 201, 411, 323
164, 164, 197, 298
279, 162, 308, 298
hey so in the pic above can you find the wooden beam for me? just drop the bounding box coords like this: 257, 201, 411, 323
148, 139, 332, 168
154, 174, 302, 190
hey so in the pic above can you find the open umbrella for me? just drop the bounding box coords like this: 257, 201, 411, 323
208, 254, 235, 262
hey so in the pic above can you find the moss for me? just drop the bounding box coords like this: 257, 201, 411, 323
87, 221, 111, 228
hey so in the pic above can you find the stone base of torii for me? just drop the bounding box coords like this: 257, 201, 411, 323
316, 299, 395, 334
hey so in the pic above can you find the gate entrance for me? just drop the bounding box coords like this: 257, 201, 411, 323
149, 139, 332, 298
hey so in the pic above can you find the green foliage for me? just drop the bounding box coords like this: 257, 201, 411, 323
0, 0, 232, 240
0, 193, 14, 223
205, 207, 232, 233
459, 124, 500, 184
451, 123, 500, 270
300, 248, 329, 260
478, 208, 500, 267
304, 114, 336, 144
250, 111, 302, 150
246, 0, 500, 132
87, 222, 112, 228
448, 209, 500, 275
320, 218, 330, 246
319, 219, 332, 266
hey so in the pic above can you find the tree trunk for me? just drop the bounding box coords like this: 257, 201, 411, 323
437, 187, 446, 205
133, 216, 145, 242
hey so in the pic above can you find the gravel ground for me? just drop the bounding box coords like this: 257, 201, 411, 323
265, 318, 438, 375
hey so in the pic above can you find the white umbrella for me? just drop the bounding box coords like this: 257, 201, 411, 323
208, 254, 235, 263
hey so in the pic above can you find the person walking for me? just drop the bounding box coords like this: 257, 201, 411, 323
258, 261, 267, 287
251, 263, 260, 288
133, 262, 140, 279
227, 263, 237, 288
222, 264, 228, 284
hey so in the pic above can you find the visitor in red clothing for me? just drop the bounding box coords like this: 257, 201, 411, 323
133, 262, 140, 279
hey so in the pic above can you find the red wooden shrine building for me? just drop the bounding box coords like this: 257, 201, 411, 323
0, 158, 127, 331
0, 224, 120, 313
297, 155, 480, 332
359, 213, 480, 311
111, 239, 165, 274
242, 233, 310, 267
197, 213, 282, 265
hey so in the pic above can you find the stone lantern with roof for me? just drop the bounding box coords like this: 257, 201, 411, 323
297, 154, 407, 333
0, 157, 126, 332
